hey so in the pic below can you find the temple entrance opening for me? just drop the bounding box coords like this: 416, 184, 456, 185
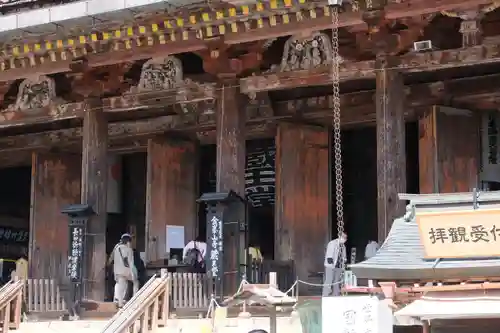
0, 166, 31, 283
338, 121, 419, 262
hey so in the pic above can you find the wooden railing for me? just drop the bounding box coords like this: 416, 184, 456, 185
247, 260, 295, 292
100, 274, 169, 333
168, 273, 210, 309
24, 279, 66, 313
0, 280, 24, 332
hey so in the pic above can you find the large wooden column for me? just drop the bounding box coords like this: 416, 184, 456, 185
215, 79, 245, 293
275, 123, 329, 281
145, 137, 197, 263
81, 99, 108, 301
375, 57, 406, 242
30, 153, 81, 279
419, 106, 479, 193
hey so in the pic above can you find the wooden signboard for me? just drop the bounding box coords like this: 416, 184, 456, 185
417, 209, 500, 259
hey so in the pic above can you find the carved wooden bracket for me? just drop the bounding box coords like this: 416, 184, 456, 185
0, 75, 71, 123
198, 44, 264, 79
109, 56, 216, 114
441, 3, 499, 47
277, 32, 336, 72
358, 10, 432, 56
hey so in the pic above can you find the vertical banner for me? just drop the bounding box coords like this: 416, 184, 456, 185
67, 219, 86, 283
206, 208, 224, 280
206, 204, 224, 299
107, 155, 122, 214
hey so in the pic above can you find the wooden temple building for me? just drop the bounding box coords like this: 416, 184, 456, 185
0, 0, 498, 302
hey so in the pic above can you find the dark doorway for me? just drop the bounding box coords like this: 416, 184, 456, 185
0, 166, 31, 283
332, 121, 419, 263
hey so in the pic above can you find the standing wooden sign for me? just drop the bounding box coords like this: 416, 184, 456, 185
67, 219, 86, 283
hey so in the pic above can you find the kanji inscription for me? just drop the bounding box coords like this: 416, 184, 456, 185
417, 209, 500, 259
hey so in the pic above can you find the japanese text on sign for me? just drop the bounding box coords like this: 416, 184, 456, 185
322, 296, 393, 333
209, 216, 223, 278
0, 227, 28, 243
417, 209, 500, 259
67, 226, 84, 282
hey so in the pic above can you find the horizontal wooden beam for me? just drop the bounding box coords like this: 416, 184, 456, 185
0, 115, 179, 152
225, 0, 494, 44
240, 39, 500, 93
2, 72, 500, 154
0, 40, 207, 83
0, 0, 494, 84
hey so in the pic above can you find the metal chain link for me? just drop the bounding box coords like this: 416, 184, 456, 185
331, 6, 345, 292
366, 0, 372, 10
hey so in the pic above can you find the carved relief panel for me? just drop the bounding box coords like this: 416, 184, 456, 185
0, 75, 68, 122
136, 56, 183, 92
280, 33, 333, 71
13, 76, 57, 113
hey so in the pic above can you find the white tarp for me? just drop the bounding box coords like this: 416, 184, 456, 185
322, 296, 393, 333
395, 290, 500, 320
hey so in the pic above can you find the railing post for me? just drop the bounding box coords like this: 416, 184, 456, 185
269, 272, 277, 288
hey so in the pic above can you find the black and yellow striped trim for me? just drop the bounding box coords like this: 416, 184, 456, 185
3, 0, 312, 58
0, 4, 331, 72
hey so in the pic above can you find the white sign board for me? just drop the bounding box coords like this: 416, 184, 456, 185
322, 296, 393, 333
166, 225, 185, 252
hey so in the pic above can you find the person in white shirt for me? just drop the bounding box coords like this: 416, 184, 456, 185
108, 234, 137, 308
323, 232, 347, 297
182, 236, 207, 272
364, 240, 379, 259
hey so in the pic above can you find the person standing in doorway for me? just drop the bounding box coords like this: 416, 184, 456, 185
364, 240, 380, 260
322, 232, 347, 297
183, 236, 207, 273
108, 234, 137, 308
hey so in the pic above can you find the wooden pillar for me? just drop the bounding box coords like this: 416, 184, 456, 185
419, 106, 479, 193
81, 99, 108, 301
145, 137, 198, 263
215, 80, 245, 293
29, 153, 81, 279
275, 123, 329, 281
375, 56, 406, 242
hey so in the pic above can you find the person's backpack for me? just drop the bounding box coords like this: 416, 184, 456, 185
184, 243, 204, 269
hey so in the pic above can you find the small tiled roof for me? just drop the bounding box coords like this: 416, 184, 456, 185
350, 191, 500, 281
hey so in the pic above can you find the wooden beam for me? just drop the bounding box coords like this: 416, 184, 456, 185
0, 40, 206, 83
225, 0, 494, 44
3, 72, 500, 153
375, 59, 406, 242
215, 79, 246, 294
0, 116, 180, 152
81, 99, 108, 301
240, 39, 500, 94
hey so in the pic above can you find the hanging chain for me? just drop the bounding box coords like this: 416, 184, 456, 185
331, 6, 345, 288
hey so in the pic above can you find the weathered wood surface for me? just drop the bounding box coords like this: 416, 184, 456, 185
215, 80, 246, 294
375, 58, 406, 242
240, 39, 500, 93
145, 137, 197, 263
29, 152, 81, 279
419, 106, 480, 193
80, 100, 108, 301
275, 123, 329, 282
0, 0, 493, 83
3, 70, 500, 155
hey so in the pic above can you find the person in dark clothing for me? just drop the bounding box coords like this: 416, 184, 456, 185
133, 249, 146, 288
127, 249, 146, 300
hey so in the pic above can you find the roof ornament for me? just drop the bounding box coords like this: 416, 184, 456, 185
403, 203, 415, 222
